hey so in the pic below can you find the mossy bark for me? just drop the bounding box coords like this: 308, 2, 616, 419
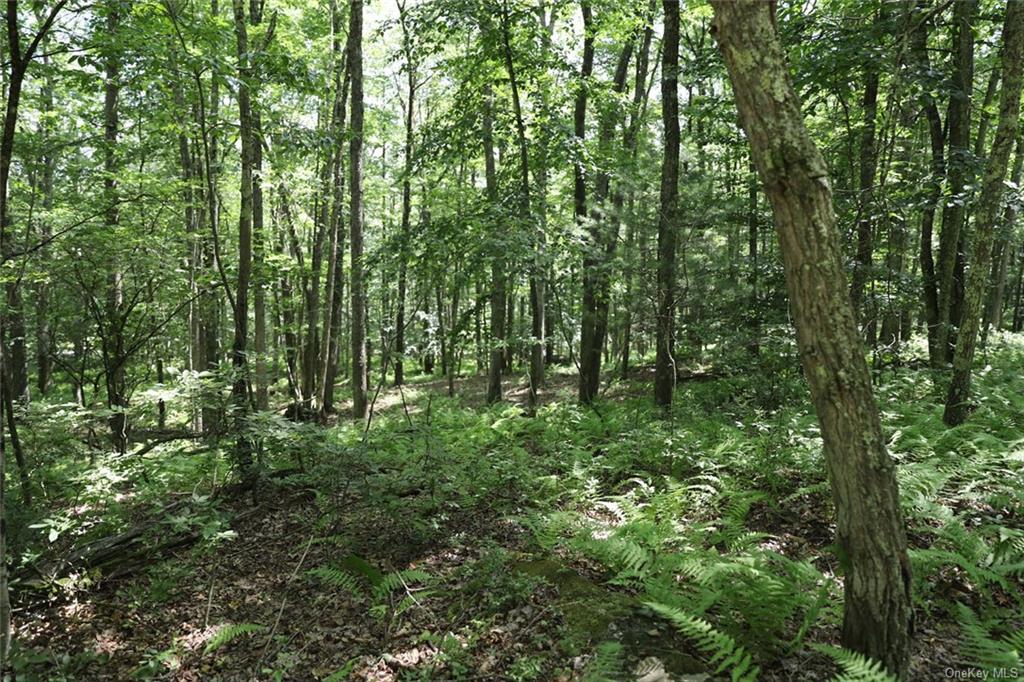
710, 1, 913, 675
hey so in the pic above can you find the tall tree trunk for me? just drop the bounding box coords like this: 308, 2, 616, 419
35, 59, 54, 395
580, 37, 633, 403
394, 0, 415, 387
711, 2, 913, 674
498, 0, 541, 412
909, 1, 944, 367
654, 0, 680, 408
0, 0, 65, 664
936, 0, 977, 363
231, 0, 254, 474
200, 0, 222, 433
944, 1, 1024, 426
483, 84, 504, 404
348, 0, 368, 419
319, 0, 348, 413
103, 4, 128, 454
850, 52, 879, 329
984, 130, 1023, 333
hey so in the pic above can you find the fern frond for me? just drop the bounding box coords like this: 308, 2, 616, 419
582, 641, 626, 682
204, 622, 266, 654
956, 603, 1023, 670
307, 565, 365, 598
645, 601, 759, 682
810, 644, 896, 682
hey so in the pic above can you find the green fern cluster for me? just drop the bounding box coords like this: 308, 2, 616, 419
645, 601, 759, 682
956, 603, 1023, 670
811, 645, 897, 682
204, 622, 266, 654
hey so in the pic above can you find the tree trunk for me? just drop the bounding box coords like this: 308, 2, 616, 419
348, 0, 368, 420
850, 54, 879, 329
103, 4, 128, 454
984, 131, 1023, 334
944, 1, 1024, 426
654, 0, 680, 408
711, 2, 913, 674
909, 1, 944, 367
319, 0, 349, 414
580, 37, 633, 404
483, 84, 504, 404
498, 0, 541, 412
936, 0, 977, 363
231, 0, 254, 474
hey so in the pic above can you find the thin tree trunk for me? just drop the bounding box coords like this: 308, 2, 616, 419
936, 0, 977, 363
711, 2, 913, 674
984, 130, 1023, 334
319, 0, 349, 413
909, 1, 944, 367
231, 0, 255, 474
103, 4, 128, 454
348, 0, 368, 419
498, 0, 541, 412
944, 1, 1024, 426
483, 84, 504, 404
850, 54, 879, 328
580, 37, 633, 403
655, 0, 680, 408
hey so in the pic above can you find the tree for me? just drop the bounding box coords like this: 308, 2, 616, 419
654, 0, 679, 408
348, 0, 367, 420
944, 0, 1024, 426
710, 1, 913, 674
935, 0, 977, 364
231, 0, 254, 473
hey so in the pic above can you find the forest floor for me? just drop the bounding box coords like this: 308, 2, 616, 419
12, 338, 1024, 681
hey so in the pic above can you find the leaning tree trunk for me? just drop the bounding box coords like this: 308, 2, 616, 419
944, 0, 1024, 426
710, 2, 913, 675
654, 0, 680, 408
984, 130, 1023, 334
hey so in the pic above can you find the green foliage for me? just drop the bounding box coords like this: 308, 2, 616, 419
203, 623, 267, 655
955, 603, 1023, 670
646, 602, 759, 682
581, 641, 627, 682
810, 645, 897, 682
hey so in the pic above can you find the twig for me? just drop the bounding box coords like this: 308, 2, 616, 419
257, 530, 317, 667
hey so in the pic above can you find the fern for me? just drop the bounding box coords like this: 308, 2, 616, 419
582, 641, 626, 682
956, 603, 1023, 670
204, 622, 266, 654
811, 644, 896, 682
645, 601, 759, 682
307, 565, 366, 598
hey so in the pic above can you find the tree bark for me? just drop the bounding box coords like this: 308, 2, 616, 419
850, 49, 879, 329
394, 0, 416, 387
654, 0, 680, 408
580, 36, 633, 404
231, 0, 255, 474
483, 84, 504, 404
348, 0, 368, 419
936, 0, 977, 363
710, 2, 913, 674
944, 1, 1024, 426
